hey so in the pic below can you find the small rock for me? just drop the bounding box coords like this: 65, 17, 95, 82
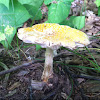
31, 80, 46, 90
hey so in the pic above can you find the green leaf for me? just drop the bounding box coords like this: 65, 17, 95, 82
0, 0, 32, 30
70, 16, 85, 29
63, 0, 74, 2
60, 16, 85, 29
44, 0, 74, 5
0, 0, 32, 49
95, 0, 100, 7
0, 0, 10, 9
0, 25, 16, 49
24, 4, 42, 20
18, 0, 43, 8
36, 44, 41, 51
47, 0, 71, 23
44, 0, 58, 5
18, 0, 43, 20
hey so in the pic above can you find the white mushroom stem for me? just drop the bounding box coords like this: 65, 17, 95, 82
53, 50, 57, 56
41, 47, 54, 82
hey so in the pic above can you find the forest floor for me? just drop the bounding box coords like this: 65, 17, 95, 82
0, 0, 100, 100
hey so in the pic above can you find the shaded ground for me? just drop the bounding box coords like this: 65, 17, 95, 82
0, 40, 100, 100
0, 0, 100, 100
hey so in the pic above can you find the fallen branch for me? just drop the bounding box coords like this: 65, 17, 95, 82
0, 60, 44, 76
73, 74, 100, 81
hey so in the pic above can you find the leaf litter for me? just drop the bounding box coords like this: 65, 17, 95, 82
0, 0, 100, 100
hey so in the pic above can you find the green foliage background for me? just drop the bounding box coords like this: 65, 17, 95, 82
0, 0, 43, 49
0, 0, 99, 49
95, 0, 100, 15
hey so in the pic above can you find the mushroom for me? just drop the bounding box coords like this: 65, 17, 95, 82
17, 23, 90, 82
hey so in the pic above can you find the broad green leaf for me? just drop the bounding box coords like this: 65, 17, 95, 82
70, 0, 74, 2
18, 0, 43, 20
63, 0, 74, 2
44, 0, 58, 5
0, 0, 32, 31
18, 0, 43, 8
70, 16, 85, 29
44, 0, 74, 5
24, 4, 42, 20
95, 0, 100, 7
18, 0, 35, 5
0, 0, 32, 49
47, 0, 71, 23
60, 16, 85, 29
0, 0, 10, 9
0, 25, 16, 49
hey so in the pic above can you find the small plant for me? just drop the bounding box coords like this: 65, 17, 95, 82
95, 0, 100, 15
44, 0, 73, 23
0, 0, 43, 49
0, 25, 14, 49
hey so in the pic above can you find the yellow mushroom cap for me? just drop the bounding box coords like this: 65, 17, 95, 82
18, 23, 90, 50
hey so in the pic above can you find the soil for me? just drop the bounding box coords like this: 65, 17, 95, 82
0, 43, 100, 100
0, 0, 100, 100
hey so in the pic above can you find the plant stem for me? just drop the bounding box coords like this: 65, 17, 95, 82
42, 47, 54, 82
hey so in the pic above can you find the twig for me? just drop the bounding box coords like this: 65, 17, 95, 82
28, 77, 35, 100
73, 74, 100, 81
0, 60, 44, 76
